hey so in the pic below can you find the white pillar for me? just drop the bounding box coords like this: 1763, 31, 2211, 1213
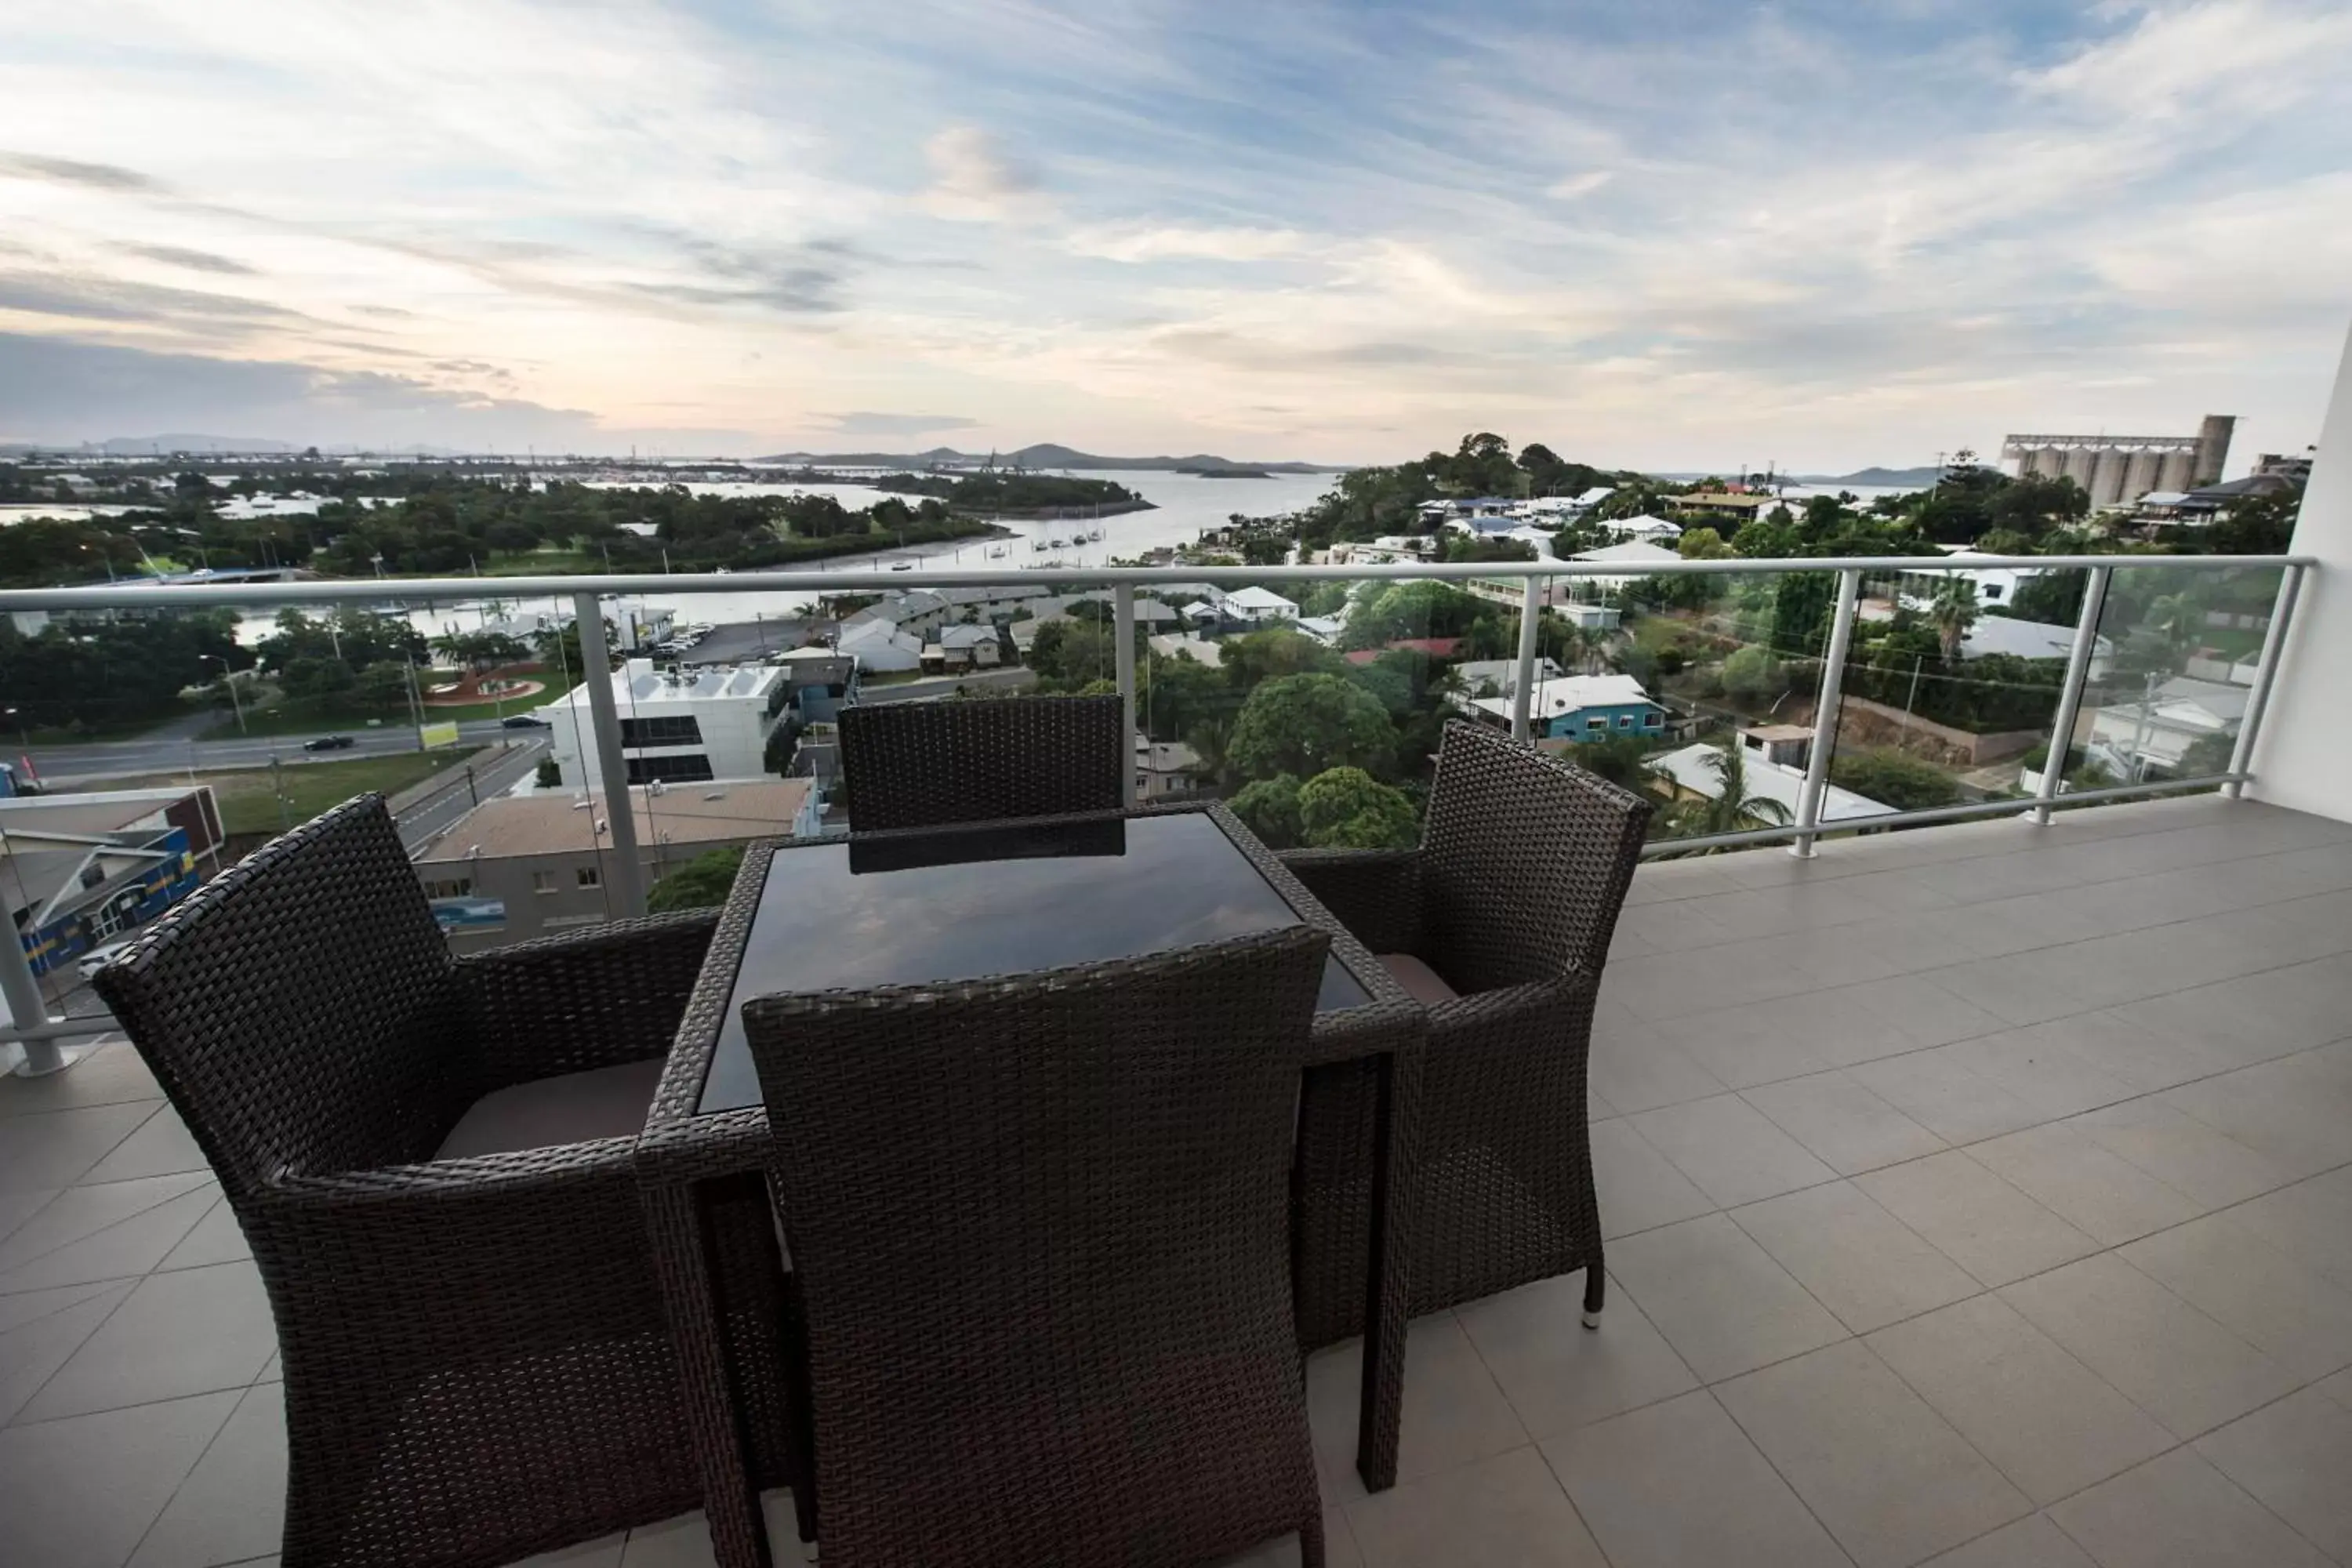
2245, 323, 2352, 822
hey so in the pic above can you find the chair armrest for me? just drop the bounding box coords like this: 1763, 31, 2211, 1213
456, 909, 720, 1090
1277, 848, 1426, 956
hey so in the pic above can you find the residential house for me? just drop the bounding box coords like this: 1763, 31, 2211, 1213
1184, 586, 1300, 632
1963, 613, 2114, 677
1570, 539, 1682, 570
1667, 491, 1780, 524
413, 779, 820, 953
1896, 551, 2044, 612
837, 615, 924, 673
924, 622, 1004, 673
1134, 735, 1202, 801
1344, 637, 1463, 666
1327, 535, 1437, 566
1450, 657, 1564, 703
1, 785, 222, 975
1647, 739, 1897, 827
771, 647, 860, 724
2088, 676, 2247, 777
1604, 514, 1683, 545
1467, 673, 1665, 742
1147, 633, 1223, 667
548, 658, 787, 787
1295, 615, 1346, 646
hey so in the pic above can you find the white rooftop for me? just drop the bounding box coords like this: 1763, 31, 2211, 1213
1647, 741, 1897, 822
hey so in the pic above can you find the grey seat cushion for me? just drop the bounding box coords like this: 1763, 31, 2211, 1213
1377, 952, 1459, 1006
435, 1058, 666, 1160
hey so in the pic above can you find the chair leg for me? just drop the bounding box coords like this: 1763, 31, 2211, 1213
1300, 1509, 1327, 1568
1582, 1261, 1604, 1329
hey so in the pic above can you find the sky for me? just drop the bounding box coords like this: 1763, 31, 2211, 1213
1, 0, 2348, 471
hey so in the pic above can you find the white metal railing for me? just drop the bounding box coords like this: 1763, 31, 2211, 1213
0, 551, 2314, 1071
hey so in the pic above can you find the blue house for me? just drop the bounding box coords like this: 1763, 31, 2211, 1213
1466, 674, 1666, 742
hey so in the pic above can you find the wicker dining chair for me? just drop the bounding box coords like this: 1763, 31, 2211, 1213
739, 924, 1333, 1568
1282, 720, 1651, 1341
837, 692, 1126, 830
93, 794, 751, 1568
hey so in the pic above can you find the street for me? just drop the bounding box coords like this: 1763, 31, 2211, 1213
22, 717, 529, 787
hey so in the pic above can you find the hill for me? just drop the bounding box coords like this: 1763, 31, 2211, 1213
756, 441, 1346, 474
1795, 466, 1944, 488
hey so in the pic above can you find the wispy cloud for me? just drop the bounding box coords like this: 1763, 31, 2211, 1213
919, 125, 1046, 223
114, 242, 258, 275
816, 411, 984, 436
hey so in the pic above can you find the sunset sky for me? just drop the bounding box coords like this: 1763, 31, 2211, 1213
2, 1, 2348, 470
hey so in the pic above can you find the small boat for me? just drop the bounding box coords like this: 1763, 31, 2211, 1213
988, 546, 1007, 559
1048, 537, 1067, 549
890, 561, 915, 572
1031, 539, 1047, 552
1089, 527, 1105, 542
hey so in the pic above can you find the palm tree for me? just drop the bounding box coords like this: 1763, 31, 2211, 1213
2143, 591, 2202, 651
1663, 743, 1792, 840
1186, 715, 1236, 789
1928, 578, 1979, 664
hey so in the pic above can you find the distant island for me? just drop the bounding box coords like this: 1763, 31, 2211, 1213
757, 441, 1348, 474
1792, 465, 1946, 488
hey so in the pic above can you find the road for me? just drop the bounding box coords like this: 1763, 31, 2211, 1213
23, 717, 533, 786
394, 735, 550, 850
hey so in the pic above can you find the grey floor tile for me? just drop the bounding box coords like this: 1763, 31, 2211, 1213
2114, 958, 2352, 1068
1628, 1095, 1836, 1210
2120, 1210, 2352, 1382
1838, 975, 2011, 1051
81, 1107, 209, 1185
619, 1498, 810, 1566
1308, 1313, 1527, 1502
1717, 1339, 2030, 1568
0, 1042, 162, 1121
1345, 1444, 1604, 1568
510, 1534, 626, 1566
2158, 1057, 2352, 1178
2321, 1367, 2352, 1411
0, 1277, 136, 1425
1456, 1270, 1697, 1440
0, 1186, 59, 1247
1731, 1180, 1981, 1334
1605, 1214, 1847, 1384
2193, 1387, 2352, 1564
128, 1381, 285, 1568
0, 1389, 239, 1568
1933, 1035, 2138, 1123
1919, 1514, 2096, 1567
1999, 1254, 2300, 1439
1586, 1032, 1726, 1116
2227, 1167, 2352, 1292
1965, 1125, 2205, 1246
2062, 1099, 2297, 1210
158, 1198, 252, 1273
1854, 1152, 2100, 1288
1864, 1294, 2172, 1507
0, 1102, 161, 1192
1994, 1010, 2235, 1097
1543, 1391, 1846, 1568
1849, 1052, 2045, 1146
1588, 1120, 1715, 1240
0, 1173, 216, 1295
1213, 1510, 1361, 1568
1741, 1073, 1950, 1176
2048, 1447, 2329, 1568
20, 1260, 276, 1422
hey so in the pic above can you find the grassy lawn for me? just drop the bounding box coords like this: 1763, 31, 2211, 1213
478, 550, 601, 576
78, 748, 485, 836
198, 667, 579, 739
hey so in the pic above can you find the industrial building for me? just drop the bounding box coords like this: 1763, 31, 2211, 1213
1999, 413, 2235, 509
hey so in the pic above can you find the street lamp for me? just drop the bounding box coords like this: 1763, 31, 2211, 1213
201, 655, 248, 735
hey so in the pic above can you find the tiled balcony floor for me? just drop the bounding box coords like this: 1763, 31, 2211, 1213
5, 793, 2352, 1567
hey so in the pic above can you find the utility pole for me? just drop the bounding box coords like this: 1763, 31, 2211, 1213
1900, 653, 1924, 742
270, 754, 290, 830
402, 653, 428, 751
203, 655, 247, 735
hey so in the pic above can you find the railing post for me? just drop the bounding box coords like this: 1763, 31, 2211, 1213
572, 592, 646, 917
1510, 575, 1543, 742
2032, 564, 2112, 827
1114, 584, 1138, 800
1791, 568, 1862, 858
2, 920, 74, 1076
2223, 562, 2304, 799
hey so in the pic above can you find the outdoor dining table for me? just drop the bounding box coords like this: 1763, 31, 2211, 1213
637, 800, 1427, 1568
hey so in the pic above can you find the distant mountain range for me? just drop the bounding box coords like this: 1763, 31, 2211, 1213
1792, 466, 1945, 488
0, 435, 466, 458
756, 441, 1349, 474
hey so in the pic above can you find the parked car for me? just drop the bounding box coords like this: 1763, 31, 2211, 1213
501, 713, 550, 728
303, 734, 356, 752
77, 936, 137, 982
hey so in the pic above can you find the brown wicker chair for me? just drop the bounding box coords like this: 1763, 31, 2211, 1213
837, 692, 1126, 830
740, 925, 1333, 1567
93, 794, 738, 1568
1283, 720, 1651, 1340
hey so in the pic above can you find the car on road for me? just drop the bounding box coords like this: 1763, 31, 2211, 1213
500, 713, 550, 728
303, 734, 357, 752
77, 936, 138, 981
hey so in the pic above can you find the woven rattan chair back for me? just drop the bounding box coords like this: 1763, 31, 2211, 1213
741, 924, 1331, 1567
837, 692, 1126, 830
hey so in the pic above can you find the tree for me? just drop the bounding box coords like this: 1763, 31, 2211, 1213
535, 757, 561, 789
1298, 767, 1419, 849
1829, 748, 1962, 811
2208, 488, 2298, 554
1663, 745, 1791, 837
1678, 527, 1733, 560
646, 846, 744, 912
1228, 774, 1304, 848
1928, 578, 1979, 663
1228, 673, 1396, 782
1719, 645, 1786, 699
1185, 715, 1236, 787
280, 655, 355, 704
354, 660, 412, 711
1565, 733, 1658, 794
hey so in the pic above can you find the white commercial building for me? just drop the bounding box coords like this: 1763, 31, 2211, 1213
549, 658, 787, 788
